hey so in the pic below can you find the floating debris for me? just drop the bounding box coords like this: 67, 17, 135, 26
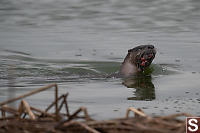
0, 84, 194, 133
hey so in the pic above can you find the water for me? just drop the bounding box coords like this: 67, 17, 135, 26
1, 0, 200, 119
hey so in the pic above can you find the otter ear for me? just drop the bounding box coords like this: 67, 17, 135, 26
128, 49, 132, 53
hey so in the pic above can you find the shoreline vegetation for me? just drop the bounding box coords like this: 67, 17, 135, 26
0, 84, 192, 133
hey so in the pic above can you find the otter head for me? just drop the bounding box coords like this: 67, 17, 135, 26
120, 45, 156, 76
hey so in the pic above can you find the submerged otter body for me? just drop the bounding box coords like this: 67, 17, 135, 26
120, 45, 156, 77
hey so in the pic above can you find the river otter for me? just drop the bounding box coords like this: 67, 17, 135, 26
120, 45, 156, 77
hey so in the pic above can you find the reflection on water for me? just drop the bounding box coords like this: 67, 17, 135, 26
123, 75, 155, 101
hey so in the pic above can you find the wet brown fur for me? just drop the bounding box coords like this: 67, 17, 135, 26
120, 45, 156, 77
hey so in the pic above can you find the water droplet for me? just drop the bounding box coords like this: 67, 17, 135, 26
174, 101, 178, 103
196, 99, 200, 101
75, 54, 82, 56
142, 107, 148, 109
175, 59, 180, 62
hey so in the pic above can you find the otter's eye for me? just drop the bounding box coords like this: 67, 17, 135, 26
148, 46, 154, 49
